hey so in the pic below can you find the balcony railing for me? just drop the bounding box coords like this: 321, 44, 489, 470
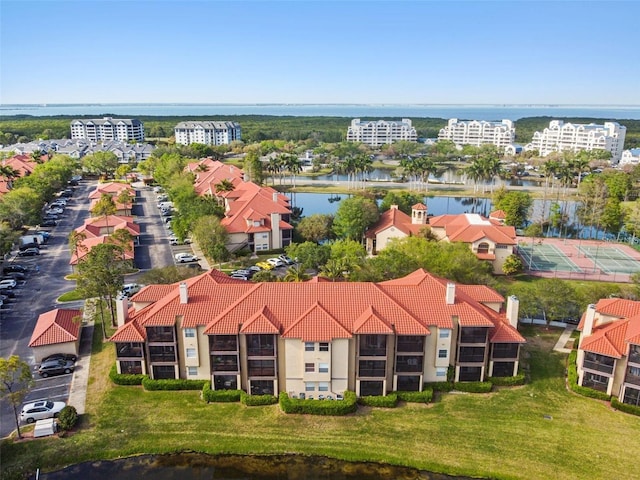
396, 356, 423, 373
359, 347, 386, 357
583, 360, 614, 375
116, 343, 143, 358
625, 373, 640, 387
248, 366, 275, 377
212, 356, 239, 372
149, 353, 177, 363
359, 367, 386, 377
247, 347, 275, 357
396, 338, 424, 353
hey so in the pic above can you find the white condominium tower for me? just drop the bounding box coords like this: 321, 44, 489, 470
526, 120, 626, 162
438, 118, 515, 148
70, 117, 144, 142
174, 121, 242, 146
346, 118, 417, 147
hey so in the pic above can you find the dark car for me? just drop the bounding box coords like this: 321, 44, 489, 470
40, 220, 57, 228
37, 359, 75, 378
42, 353, 77, 363
18, 248, 40, 257
3, 264, 27, 274
3, 272, 26, 281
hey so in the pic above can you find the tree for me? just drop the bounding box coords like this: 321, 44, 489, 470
319, 258, 348, 281
297, 214, 334, 243
215, 179, 235, 194
0, 186, 43, 229
82, 151, 119, 178
0, 355, 35, 439
492, 187, 533, 228
192, 215, 229, 266
502, 254, 524, 276
57, 405, 79, 431
332, 196, 379, 241
379, 191, 425, 215
139, 265, 202, 284
243, 150, 264, 185
0, 221, 20, 257
511, 278, 581, 327
282, 264, 310, 282
329, 239, 366, 274
91, 193, 117, 219
68, 229, 88, 260
286, 241, 330, 270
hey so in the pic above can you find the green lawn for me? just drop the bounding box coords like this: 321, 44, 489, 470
2, 327, 639, 480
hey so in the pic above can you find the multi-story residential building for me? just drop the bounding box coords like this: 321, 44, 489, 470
365, 206, 517, 275
346, 118, 417, 147
438, 118, 515, 148
189, 159, 293, 252
620, 148, 640, 166
525, 120, 626, 162
174, 121, 241, 146
109, 269, 525, 397
70, 118, 145, 142
576, 298, 640, 407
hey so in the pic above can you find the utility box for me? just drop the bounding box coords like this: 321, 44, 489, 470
33, 418, 58, 438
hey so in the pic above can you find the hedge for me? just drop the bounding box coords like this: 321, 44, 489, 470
142, 377, 207, 391
567, 350, 612, 401
424, 381, 454, 392
488, 373, 526, 386
202, 382, 243, 402
57, 405, 78, 431
279, 391, 358, 415
109, 364, 146, 385
454, 381, 493, 393
357, 393, 398, 408
396, 389, 433, 403
611, 397, 640, 416
241, 391, 278, 406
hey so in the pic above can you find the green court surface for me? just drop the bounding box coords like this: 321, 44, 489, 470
577, 246, 640, 274
517, 243, 582, 272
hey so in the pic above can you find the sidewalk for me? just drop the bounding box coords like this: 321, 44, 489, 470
553, 325, 576, 354
189, 242, 211, 271
67, 301, 94, 415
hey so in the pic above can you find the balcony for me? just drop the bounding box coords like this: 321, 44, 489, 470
210, 335, 237, 352
146, 326, 175, 343
359, 360, 386, 378
148, 347, 176, 363
116, 342, 143, 358
212, 355, 239, 372
246, 335, 275, 357
396, 336, 424, 353
492, 343, 519, 360
459, 328, 487, 344
396, 355, 423, 373
583, 352, 614, 375
458, 346, 486, 364
248, 359, 275, 377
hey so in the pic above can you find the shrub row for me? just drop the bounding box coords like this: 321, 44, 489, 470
454, 381, 493, 393
567, 351, 612, 401
357, 393, 398, 408
424, 381, 454, 392
611, 397, 640, 416
109, 364, 146, 385
397, 389, 433, 403
241, 392, 278, 406
279, 391, 358, 415
142, 377, 207, 391
488, 373, 526, 386
202, 382, 243, 402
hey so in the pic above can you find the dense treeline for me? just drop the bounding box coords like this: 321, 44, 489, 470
1, 115, 638, 148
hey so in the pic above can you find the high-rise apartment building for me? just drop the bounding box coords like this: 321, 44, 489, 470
526, 120, 626, 162
346, 118, 417, 147
174, 121, 241, 146
438, 118, 515, 148
70, 117, 144, 142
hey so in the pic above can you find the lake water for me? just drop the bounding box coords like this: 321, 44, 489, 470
1, 103, 639, 120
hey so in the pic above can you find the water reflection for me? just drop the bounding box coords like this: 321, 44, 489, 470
40, 453, 475, 480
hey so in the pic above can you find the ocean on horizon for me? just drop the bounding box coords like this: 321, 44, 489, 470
1, 103, 640, 120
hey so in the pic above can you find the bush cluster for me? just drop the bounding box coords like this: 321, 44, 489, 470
488, 373, 526, 386
454, 381, 493, 393
567, 351, 612, 401
142, 377, 207, 391
109, 364, 146, 385
424, 381, 454, 392
611, 397, 640, 416
201, 383, 242, 402
357, 393, 398, 408
396, 389, 433, 403
241, 392, 278, 406
57, 405, 78, 431
279, 391, 358, 415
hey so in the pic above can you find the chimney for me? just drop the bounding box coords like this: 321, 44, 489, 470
273, 192, 278, 203
179, 282, 188, 304
446, 283, 456, 305
115, 296, 129, 327
582, 304, 597, 339
390, 204, 398, 210
506, 296, 519, 329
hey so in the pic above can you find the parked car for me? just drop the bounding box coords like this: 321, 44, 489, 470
42, 353, 77, 363
175, 253, 198, 263
229, 273, 250, 281
231, 269, 254, 278
4, 272, 26, 281
169, 236, 192, 246
278, 255, 295, 265
0, 279, 17, 289
3, 264, 27, 274
121, 283, 142, 297
40, 220, 57, 228
37, 359, 75, 377
20, 400, 66, 424
18, 248, 40, 257
256, 261, 274, 270
267, 258, 285, 268
47, 207, 64, 215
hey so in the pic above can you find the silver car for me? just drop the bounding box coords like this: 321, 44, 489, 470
20, 400, 66, 423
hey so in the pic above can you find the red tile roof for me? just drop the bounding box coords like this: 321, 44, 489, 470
580, 300, 640, 357
69, 236, 134, 265
29, 309, 82, 347
365, 207, 423, 239
109, 319, 146, 342
595, 298, 640, 319
88, 182, 134, 199
429, 213, 516, 245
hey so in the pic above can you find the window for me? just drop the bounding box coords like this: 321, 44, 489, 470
439, 330, 450, 339
184, 328, 196, 338
319, 363, 329, 373
305, 342, 314, 352
305, 363, 315, 373
438, 349, 448, 359
319, 343, 329, 352
436, 367, 447, 377
477, 242, 490, 254
187, 366, 197, 376
305, 382, 315, 392
186, 348, 196, 359
318, 382, 329, 392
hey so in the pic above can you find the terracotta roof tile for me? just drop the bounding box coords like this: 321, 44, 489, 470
353, 306, 395, 335
458, 285, 504, 304
595, 298, 640, 319
282, 302, 352, 342
109, 320, 146, 342
240, 306, 281, 334
29, 309, 82, 347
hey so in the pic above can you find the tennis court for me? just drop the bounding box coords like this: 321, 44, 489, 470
576, 246, 640, 275
517, 243, 582, 273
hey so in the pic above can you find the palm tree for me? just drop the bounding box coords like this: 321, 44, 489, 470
285, 155, 302, 188
215, 179, 235, 194
68, 230, 88, 261
319, 259, 345, 282
282, 265, 310, 282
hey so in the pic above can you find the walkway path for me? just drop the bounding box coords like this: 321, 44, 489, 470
67, 301, 95, 415
553, 325, 576, 354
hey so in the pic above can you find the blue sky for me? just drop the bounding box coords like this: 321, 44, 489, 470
1, 0, 638, 105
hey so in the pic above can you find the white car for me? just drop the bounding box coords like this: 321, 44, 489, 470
0, 279, 17, 289
121, 283, 142, 297
20, 400, 66, 424
175, 253, 198, 263
267, 258, 284, 268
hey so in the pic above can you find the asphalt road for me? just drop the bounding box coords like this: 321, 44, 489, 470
0, 180, 94, 437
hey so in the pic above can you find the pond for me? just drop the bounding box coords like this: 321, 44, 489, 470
39, 453, 476, 480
